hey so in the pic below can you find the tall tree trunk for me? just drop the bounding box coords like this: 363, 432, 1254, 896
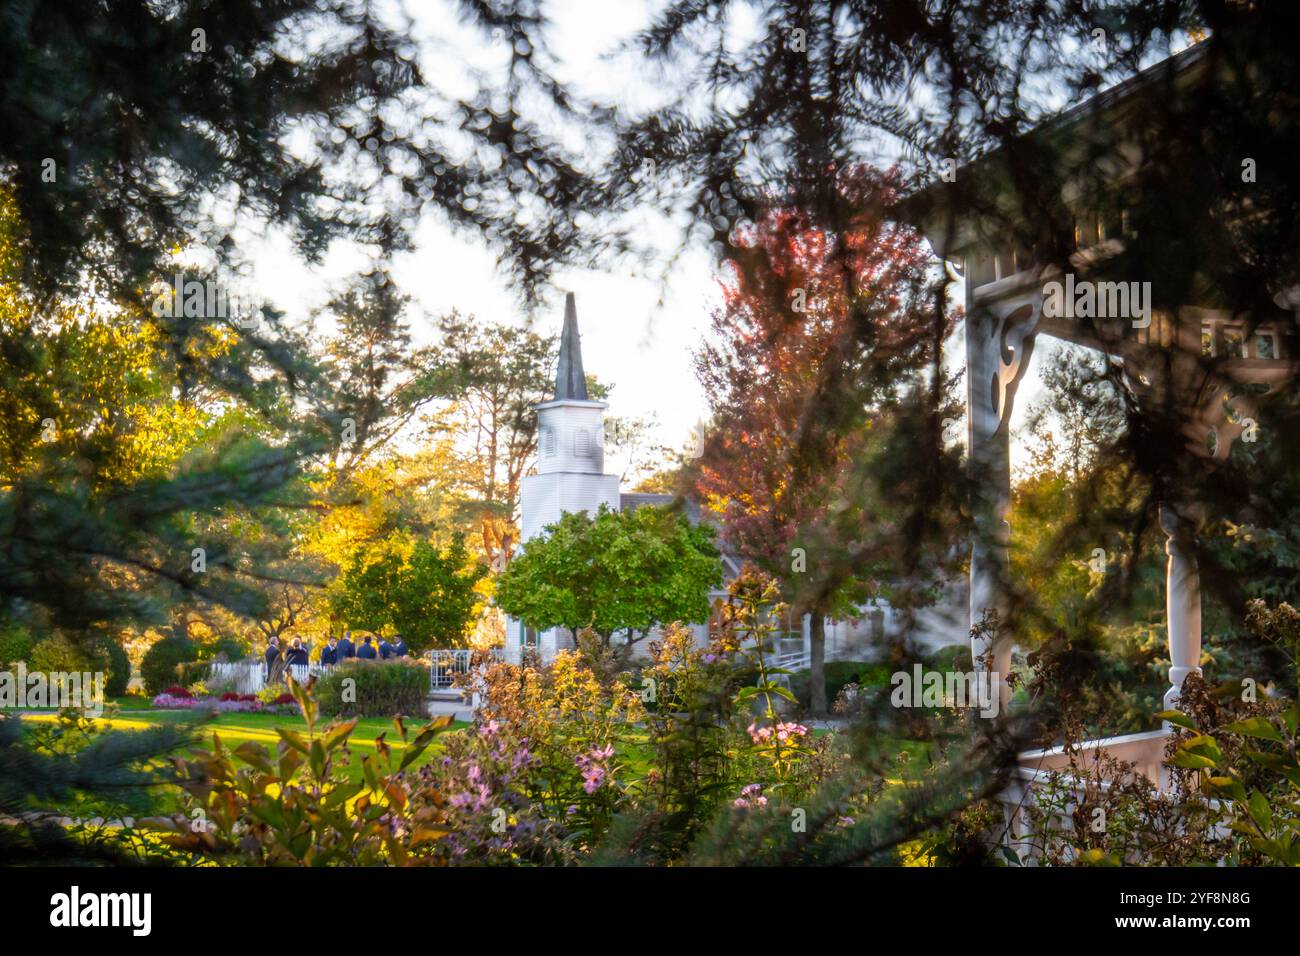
810, 609, 828, 716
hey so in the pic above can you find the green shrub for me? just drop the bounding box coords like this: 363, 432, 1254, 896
789, 660, 891, 710
30, 634, 108, 675
18, 633, 130, 699
203, 637, 247, 662
0, 624, 37, 669
316, 660, 429, 718
140, 635, 199, 695
100, 639, 131, 697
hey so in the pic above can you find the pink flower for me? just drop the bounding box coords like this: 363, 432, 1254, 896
582, 766, 606, 794
746, 723, 775, 744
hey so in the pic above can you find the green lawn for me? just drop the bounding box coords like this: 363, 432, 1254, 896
22, 708, 469, 789
112, 695, 158, 711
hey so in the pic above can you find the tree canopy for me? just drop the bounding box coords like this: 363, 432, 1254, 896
496, 505, 721, 649
331, 535, 486, 652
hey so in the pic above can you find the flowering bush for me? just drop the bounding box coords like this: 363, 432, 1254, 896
151, 689, 296, 714
420, 573, 843, 865
616, 575, 845, 861
410, 716, 573, 864
152, 693, 198, 710
141, 573, 854, 866
435, 647, 644, 849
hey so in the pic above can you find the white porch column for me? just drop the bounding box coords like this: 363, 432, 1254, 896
1159, 503, 1202, 712
966, 293, 1039, 711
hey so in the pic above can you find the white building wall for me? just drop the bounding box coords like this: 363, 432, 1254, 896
534, 400, 609, 476
519, 471, 621, 542
505, 396, 622, 665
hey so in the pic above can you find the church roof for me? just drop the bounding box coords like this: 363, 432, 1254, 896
554, 292, 589, 401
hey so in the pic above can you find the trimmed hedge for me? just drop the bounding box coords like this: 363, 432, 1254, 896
316, 660, 429, 718
102, 639, 131, 697
141, 635, 199, 695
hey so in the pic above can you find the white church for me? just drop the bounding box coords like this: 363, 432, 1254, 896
501, 292, 903, 666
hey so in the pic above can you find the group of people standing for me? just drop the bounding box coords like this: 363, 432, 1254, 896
320, 631, 409, 664
263, 631, 410, 680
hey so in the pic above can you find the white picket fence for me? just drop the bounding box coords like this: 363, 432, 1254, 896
207, 659, 332, 696
208, 650, 504, 709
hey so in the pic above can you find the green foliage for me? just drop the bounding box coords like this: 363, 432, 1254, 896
0, 183, 318, 634
426, 311, 558, 569
331, 535, 485, 651
0, 622, 36, 669
496, 504, 720, 648
30, 634, 108, 676
1161, 696, 1300, 865
0, 708, 194, 864
204, 636, 247, 663
316, 661, 430, 718
140, 635, 199, 695
143, 675, 458, 865
101, 639, 131, 697
1008, 602, 1300, 866
1159, 601, 1300, 865
789, 660, 891, 711
29, 633, 131, 701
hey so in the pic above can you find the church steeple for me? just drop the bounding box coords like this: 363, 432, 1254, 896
554, 292, 588, 401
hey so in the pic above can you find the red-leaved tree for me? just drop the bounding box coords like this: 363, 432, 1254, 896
695, 165, 947, 713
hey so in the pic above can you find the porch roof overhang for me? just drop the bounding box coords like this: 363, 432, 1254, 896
902, 41, 1212, 265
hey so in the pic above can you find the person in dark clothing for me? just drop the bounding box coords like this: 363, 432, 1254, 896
356, 635, 377, 660
284, 638, 310, 668
391, 635, 409, 658
378, 636, 394, 660
320, 637, 338, 666
336, 631, 355, 659
264, 637, 280, 678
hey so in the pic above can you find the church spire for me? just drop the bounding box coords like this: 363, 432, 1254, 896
554, 292, 589, 401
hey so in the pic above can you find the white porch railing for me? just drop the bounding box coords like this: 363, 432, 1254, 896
995, 728, 1185, 864
427, 649, 503, 691
768, 650, 811, 671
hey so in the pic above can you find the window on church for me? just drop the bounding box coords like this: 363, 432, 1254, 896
542, 426, 556, 457
1254, 332, 1276, 360
1222, 327, 1244, 358
574, 428, 591, 457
